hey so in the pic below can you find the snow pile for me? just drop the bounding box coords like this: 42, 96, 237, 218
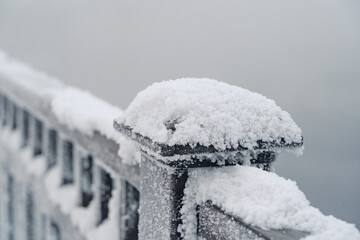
86, 186, 120, 240
51, 87, 122, 140
44, 167, 78, 214
70, 203, 98, 235
0, 127, 46, 176
0, 50, 64, 98
0, 50, 123, 142
181, 165, 360, 240
117, 78, 302, 151
117, 136, 142, 165
21, 151, 47, 177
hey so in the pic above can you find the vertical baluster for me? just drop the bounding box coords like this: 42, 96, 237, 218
2, 96, 8, 127
7, 173, 14, 240
47, 129, 58, 170
27, 114, 35, 152
32, 188, 44, 240
73, 147, 81, 207
5, 99, 12, 130
33, 119, 44, 157
18, 183, 28, 240
0, 166, 3, 240
98, 168, 113, 225
26, 191, 35, 240
119, 180, 140, 240
61, 140, 74, 185
111, 176, 120, 239
79, 154, 94, 207
41, 214, 47, 240
49, 221, 61, 240
93, 165, 102, 227
21, 110, 30, 148
10, 102, 17, 131
0, 94, 3, 125
0, 169, 7, 240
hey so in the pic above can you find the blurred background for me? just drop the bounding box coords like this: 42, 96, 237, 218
0, 0, 359, 228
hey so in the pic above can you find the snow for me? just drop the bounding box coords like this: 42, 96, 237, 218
0, 49, 123, 142
86, 186, 120, 240
117, 135, 141, 165
0, 124, 118, 239
0, 50, 64, 98
70, 201, 98, 236
0, 126, 46, 176
1, 49, 357, 240
117, 78, 303, 152
51, 87, 122, 140
181, 165, 360, 240
44, 167, 78, 214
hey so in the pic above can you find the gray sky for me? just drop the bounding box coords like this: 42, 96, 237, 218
0, 0, 359, 227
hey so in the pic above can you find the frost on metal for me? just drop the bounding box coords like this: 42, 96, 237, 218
116, 78, 303, 155
138, 155, 186, 239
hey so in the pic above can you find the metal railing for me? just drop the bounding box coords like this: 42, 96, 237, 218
0, 76, 140, 240
0, 71, 306, 240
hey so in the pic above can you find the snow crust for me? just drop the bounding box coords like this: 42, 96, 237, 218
118, 78, 302, 151
181, 165, 360, 240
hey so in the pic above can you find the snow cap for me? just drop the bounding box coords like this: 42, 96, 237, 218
116, 78, 302, 152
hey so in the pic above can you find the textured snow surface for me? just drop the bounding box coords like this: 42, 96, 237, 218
87, 184, 120, 240
0, 50, 64, 98
181, 165, 360, 240
45, 167, 78, 214
0, 50, 122, 141
51, 87, 122, 140
118, 78, 302, 151
117, 135, 142, 165
0, 126, 118, 240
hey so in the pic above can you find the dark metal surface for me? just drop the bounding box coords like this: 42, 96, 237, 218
114, 121, 303, 158
198, 201, 309, 240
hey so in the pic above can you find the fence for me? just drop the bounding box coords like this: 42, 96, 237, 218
0, 73, 307, 240
0, 58, 358, 240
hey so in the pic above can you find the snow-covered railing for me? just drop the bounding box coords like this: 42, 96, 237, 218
0, 52, 140, 240
0, 52, 359, 240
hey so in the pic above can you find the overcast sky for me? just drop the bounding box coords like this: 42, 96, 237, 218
0, 0, 359, 227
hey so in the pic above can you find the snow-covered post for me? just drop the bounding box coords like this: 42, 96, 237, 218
114, 79, 303, 239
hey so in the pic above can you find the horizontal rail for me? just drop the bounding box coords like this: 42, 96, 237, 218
198, 201, 308, 240
0, 75, 140, 189
1, 57, 357, 240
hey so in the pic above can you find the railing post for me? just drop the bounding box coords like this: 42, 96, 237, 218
113, 78, 303, 240
139, 152, 187, 240
114, 123, 279, 240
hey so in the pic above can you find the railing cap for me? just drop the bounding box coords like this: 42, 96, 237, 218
114, 78, 303, 166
